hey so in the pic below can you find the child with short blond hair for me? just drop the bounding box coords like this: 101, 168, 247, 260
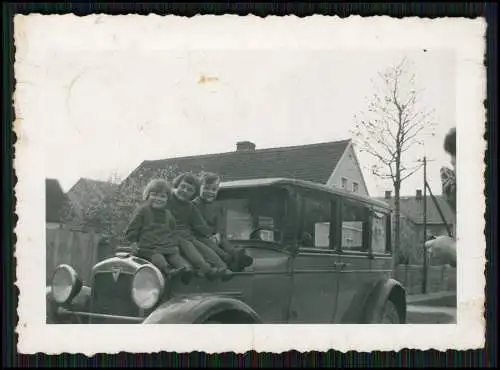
124, 179, 193, 283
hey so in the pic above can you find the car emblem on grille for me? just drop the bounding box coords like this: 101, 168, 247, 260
111, 268, 121, 282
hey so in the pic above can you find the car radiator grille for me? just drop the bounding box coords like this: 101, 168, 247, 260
89, 272, 139, 323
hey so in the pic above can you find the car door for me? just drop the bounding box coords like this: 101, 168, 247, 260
222, 186, 295, 324
287, 191, 341, 323
246, 247, 294, 323
333, 200, 393, 323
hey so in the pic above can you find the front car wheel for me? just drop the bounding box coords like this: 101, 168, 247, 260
380, 300, 402, 324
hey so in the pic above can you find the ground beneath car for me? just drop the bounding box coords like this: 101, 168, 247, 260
405, 291, 457, 324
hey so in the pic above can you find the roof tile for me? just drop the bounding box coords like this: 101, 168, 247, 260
376, 195, 455, 225
127, 139, 351, 184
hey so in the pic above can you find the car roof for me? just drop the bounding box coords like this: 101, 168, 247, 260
219, 177, 391, 210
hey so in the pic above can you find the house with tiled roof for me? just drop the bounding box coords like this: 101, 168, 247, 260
66, 178, 119, 219
46, 178, 70, 229
123, 139, 370, 196
378, 189, 455, 238
376, 190, 456, 265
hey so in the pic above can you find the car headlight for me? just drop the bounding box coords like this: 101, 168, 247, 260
51, 265, 82, 304
131, 265, 165, 309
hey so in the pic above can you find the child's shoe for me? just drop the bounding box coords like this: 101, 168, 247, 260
201, 267, 218, 282
179, 268, 194, 285
219, 268, 233, 282
228, 249, 254, 272
166, 265, 182, 274
239, 252, 254, 269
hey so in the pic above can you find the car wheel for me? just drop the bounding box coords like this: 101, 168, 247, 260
203, 319, 223, 324
380, 300, 401, 324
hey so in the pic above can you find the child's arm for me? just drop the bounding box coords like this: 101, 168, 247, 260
166, 210, 177, 231
189, 204, 213, 237
214, 204, 225, 235
124, 206, 145, 244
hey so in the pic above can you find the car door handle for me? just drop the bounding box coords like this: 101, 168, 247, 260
334, 262, 350, 269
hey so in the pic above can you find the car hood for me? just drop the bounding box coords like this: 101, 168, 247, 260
92, 254, 149, 275
169, 244, 292, 301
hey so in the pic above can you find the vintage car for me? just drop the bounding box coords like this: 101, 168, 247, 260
46, 178, 406, 324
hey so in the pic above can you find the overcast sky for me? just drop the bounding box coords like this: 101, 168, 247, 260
16, 16, 455, 197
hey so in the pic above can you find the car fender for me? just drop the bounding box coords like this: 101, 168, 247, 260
363, 278, 407, 323
46, 285, 92, 323
143, 295, 262, 324
339, 281, 379, 323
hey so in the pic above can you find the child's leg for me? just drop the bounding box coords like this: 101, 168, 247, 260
219, 239, 239, 254
219, 239, 254, 270
191, 239, 228, 269
163, 252, 195, 284
149, 253, 171, 274
164, 252, 192, 271
177, 238, 216, 274
198, 237, 230, 261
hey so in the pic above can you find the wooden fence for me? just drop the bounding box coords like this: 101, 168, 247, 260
395, 264, 457, 295
46, 227, 103, 285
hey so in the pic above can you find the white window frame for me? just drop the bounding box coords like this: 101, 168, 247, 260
352, 181, 359, 193
341, 177, 348, 189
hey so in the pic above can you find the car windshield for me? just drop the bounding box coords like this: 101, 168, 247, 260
215, 187, 287, 243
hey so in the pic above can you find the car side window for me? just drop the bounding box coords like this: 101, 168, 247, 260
341, 201, 368, 252
371, 211, 388, 254
300, 195, 332, 248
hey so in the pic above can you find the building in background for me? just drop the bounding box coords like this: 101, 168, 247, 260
66, 178, 119, 220
376, 190, 456, 264
123, 139, 371, 196
46, 178, 71, 229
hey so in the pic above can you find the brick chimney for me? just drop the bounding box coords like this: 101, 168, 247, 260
416, 189, 422, 200
236, 141, 256, 152
385, 190, 392, 199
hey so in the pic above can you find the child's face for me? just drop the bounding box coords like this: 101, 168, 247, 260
174, 180, 197, 202
200, 182, 220, 202
149, 192, 168, 209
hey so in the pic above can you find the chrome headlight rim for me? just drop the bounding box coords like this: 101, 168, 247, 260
131, 264, 165, 310
50, 264, 82, 304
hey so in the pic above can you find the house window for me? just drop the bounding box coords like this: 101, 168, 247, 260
352, 182, 359, 193
300, 195, 332, 248
341, 177, 348, 190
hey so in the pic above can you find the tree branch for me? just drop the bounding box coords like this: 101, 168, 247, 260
361, 145, 393, 166
352, 56, 433, 191
401, 127, 426, 152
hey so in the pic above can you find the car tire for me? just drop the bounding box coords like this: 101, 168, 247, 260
380, 299, 401, 324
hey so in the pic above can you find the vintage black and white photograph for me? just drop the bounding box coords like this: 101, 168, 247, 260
14, 14, 486, 353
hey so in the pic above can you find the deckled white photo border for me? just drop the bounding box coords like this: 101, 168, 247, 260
14, 14, 487, 354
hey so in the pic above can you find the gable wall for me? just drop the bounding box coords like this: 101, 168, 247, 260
326, 145, 369, 196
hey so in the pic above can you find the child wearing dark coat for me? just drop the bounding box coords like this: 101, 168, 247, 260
192, 172, 254, 272
124, 179, 194, 283
167, 173, 232, 279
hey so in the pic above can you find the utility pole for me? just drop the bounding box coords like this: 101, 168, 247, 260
422, 156, 428, 294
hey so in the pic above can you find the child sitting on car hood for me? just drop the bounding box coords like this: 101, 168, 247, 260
167, 173, 232, 280
192, 172, 254, 272
123, 178, 194, 283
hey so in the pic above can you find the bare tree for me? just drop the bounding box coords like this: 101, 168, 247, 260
351, 57, 436, 266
